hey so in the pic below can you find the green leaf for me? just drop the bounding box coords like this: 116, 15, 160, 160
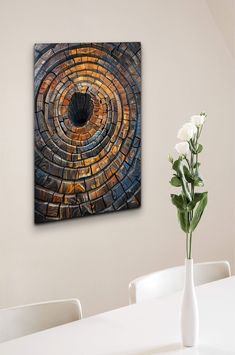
183, 166, 194, 183
193, 162, 201, 169
194, 176, 204, 187
168, 155, 174, 164
177, 209, 190, 233
172, 160, 192, 201
180, 174, 192, 202
172, 159, 181, 173
187, 193, 205, 211
197, 144, 203, 154
171, 194, 185, 210
189, 192, 208, 232
170, 176, 181, 187
181, 181, 192, 201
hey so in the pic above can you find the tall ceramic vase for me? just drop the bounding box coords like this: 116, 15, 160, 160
181, 259, 199, 347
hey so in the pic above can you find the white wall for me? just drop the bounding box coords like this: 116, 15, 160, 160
0, 0, 234, 316
206, 0, 235, 58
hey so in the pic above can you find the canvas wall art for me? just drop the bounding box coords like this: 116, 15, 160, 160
34, 42, 141, 223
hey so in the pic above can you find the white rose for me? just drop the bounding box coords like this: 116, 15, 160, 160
175, 141, 190, 155
190, 114, 205, 126
177, 122, 197, 141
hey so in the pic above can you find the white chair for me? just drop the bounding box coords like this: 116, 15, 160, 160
129, 261, 231, 304
0, 298, 82, 343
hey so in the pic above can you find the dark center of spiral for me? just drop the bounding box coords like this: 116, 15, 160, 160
68, 92, 93, 127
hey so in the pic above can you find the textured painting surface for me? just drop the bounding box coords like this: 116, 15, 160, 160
34, 42, 141, 224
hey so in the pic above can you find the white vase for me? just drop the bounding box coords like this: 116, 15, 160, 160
181, 258, 199, 347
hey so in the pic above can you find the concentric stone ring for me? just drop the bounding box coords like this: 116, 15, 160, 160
34, 42, 141, 224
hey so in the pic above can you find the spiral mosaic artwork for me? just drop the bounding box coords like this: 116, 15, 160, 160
34, 42, 141, 224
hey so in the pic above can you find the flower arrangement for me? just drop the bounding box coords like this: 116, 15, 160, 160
169, 113, 208, 259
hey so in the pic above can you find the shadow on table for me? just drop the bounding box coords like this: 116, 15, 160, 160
110, 343, 234, 355
196, 345, 234, 355
110, 343, 181, 355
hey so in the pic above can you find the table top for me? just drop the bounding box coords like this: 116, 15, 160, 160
0, 276, 234, 355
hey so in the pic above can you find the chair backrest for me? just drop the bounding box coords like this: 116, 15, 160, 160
0, 298, 82, 343
129, 261, 231, 304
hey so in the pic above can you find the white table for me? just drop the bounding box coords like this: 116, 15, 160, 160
0, 276, 234, 355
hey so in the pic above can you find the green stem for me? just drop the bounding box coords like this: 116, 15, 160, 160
196, 154, 198, 175
186, 232, 189, 259
195, 127, 200, 175
189, 232, 193, 259
183, 127, 204, 259
188, 150, 194, 259
186, 233, 188, 259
